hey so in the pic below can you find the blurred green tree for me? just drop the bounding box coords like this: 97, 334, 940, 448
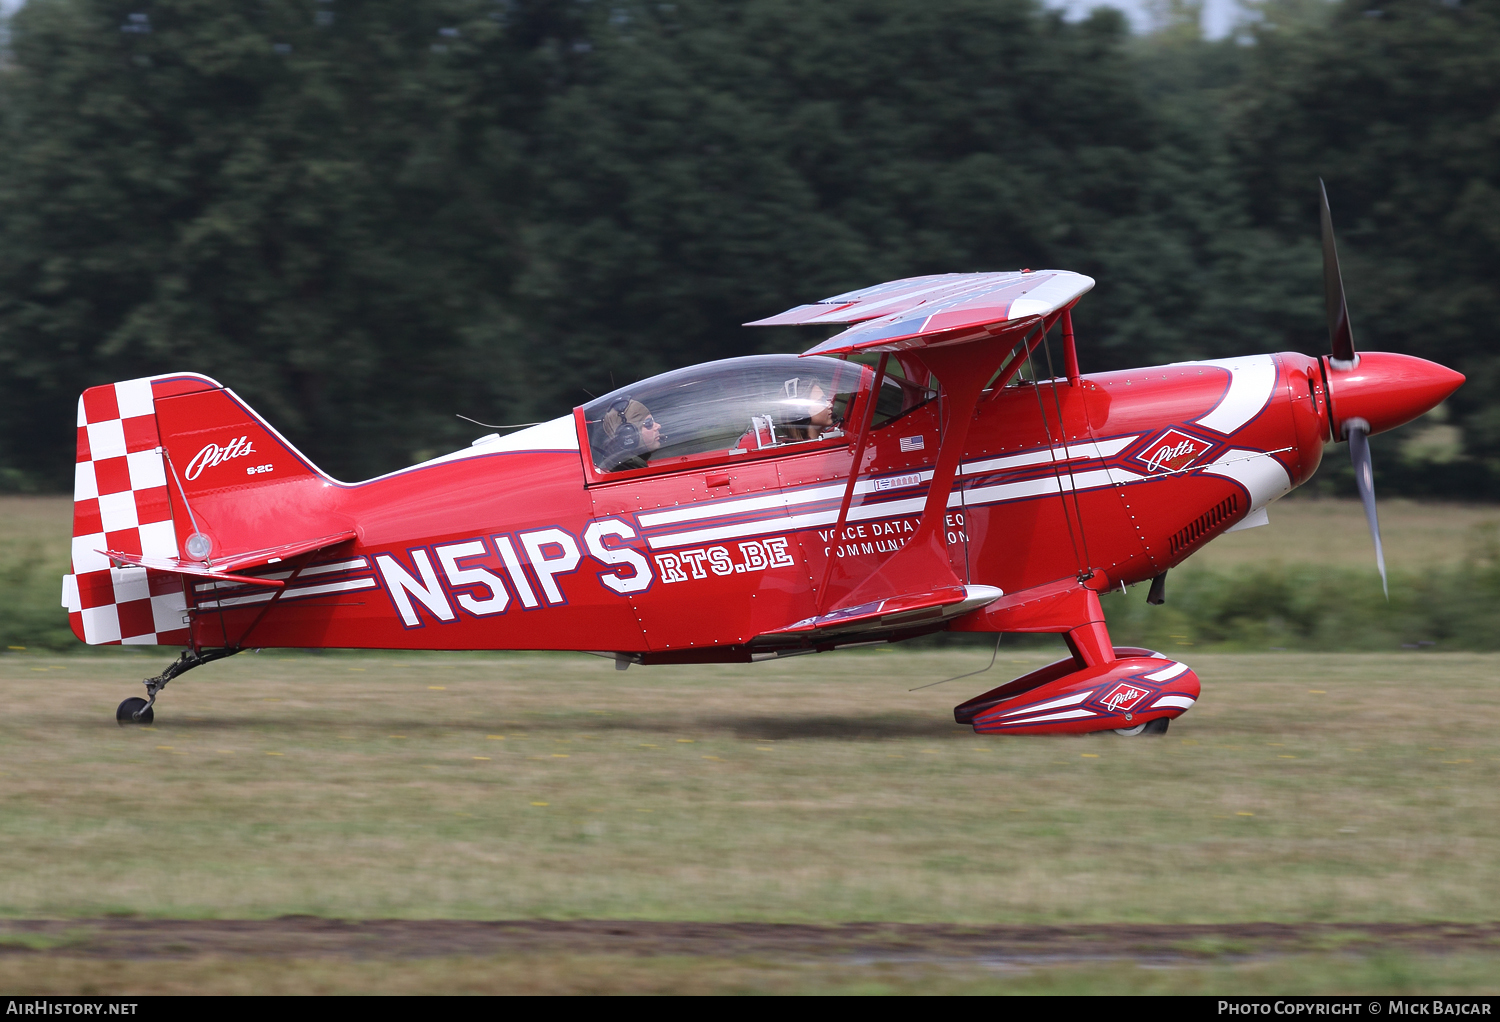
0, 0, 1492, 494
506, 0, 1311, 427
0, 0, 559, 482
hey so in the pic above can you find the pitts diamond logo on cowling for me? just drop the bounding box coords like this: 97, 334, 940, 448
1133, 428, 1210, 475
185, 436, 257, 480
1099, 682, 1150, 713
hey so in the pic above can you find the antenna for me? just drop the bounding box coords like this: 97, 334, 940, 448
455, 414, 543, 431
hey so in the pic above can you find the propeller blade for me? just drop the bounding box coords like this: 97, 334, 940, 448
1319, 179, 1357, 366
1346, 421, 1388, 599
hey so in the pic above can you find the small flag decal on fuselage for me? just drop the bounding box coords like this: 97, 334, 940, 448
899, 436, 925, 453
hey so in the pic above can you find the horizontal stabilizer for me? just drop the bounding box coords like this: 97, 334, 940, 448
188, 531, 357, 574
99, 531, 357, 589
99, 552, 285, 589
760, 584, 1003, 640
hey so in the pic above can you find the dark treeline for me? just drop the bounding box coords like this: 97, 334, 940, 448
0, 0, 1496, 490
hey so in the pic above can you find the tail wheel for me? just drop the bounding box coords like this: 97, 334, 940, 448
116, 697, 153, 726
1112, 717, 1169, 737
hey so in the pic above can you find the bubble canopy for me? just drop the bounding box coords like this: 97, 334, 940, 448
581, 355, 934, 474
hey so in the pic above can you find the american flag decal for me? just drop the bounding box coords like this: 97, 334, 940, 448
899, 435, 925, 453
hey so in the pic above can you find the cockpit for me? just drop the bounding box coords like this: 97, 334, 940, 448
582, 355, 935, 475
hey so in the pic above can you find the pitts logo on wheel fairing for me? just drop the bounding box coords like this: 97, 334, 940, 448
1099, 682, 1150, 713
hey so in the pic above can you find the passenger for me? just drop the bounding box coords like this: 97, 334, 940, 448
599, 398, 663, 471
733, 378, 838, 451
780, 378, 837, 441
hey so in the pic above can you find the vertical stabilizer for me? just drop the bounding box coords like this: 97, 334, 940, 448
63, 373, 351, 647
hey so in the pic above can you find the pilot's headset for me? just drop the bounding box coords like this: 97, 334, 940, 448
607, 397, 641, 451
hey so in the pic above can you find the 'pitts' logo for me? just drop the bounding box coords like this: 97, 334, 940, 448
1133, 429, 1210, 475
185, 435, 257, 480
1099, 682, 1150, 713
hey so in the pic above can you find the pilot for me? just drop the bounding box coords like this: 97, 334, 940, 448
600, 397, 663, 471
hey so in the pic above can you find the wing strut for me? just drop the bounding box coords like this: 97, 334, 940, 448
1061, 308, 1081, 385
819, 325, 1026, 613
814, 354, 888, 615
981, 323, 1046, 403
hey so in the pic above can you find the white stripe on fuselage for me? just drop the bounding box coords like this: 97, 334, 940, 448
1175, 355, 1278, 435
1200, 448, 1292, 513
638, 472, 936, 530
196, 576, 377, 609
961, 467, 1141, 510
641, 441, 1146, 550
637, 436, 1143, 537
645, 494, 932, 550
959, 435, 1137, 477
636, 383, 1284, 551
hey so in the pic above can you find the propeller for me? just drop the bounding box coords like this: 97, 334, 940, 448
1346, 419, 1388, 598
1319, 179, 1358, 369
1320, 179, 1387, 598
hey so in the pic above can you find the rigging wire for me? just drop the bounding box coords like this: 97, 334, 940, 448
1039, 328, 1094, 569
455, 414, 545, 431
160, 447, 208, 561
909, 633, 1002, 691
1023, 329, 1087, 575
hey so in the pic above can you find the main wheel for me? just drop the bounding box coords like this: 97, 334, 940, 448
1112, 717, 1169, 737
116, 697, 153, 726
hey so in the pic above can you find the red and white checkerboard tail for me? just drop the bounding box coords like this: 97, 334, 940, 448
62, 372, 343, 647
62, 377, 194, 646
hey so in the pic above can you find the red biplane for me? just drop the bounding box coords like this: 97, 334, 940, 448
66, 188, 1463, 734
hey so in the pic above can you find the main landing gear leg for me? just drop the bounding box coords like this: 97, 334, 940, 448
951, 580, 1202, 736
116, 648, 240, 726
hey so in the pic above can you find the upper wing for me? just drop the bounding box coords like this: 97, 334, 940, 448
743, 270, 1094, 356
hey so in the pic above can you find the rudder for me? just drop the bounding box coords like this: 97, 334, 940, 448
64, 376, 201, 645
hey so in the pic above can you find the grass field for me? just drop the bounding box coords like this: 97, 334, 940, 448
0, 648, 1497, 992
3, 495, 1499, 991
0, 497, 76, 651
1189, 497, 1500, 570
